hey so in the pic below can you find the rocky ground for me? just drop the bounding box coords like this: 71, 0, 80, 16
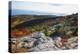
10, 32, 78, 53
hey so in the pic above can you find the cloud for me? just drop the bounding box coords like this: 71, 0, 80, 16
12, 1, 78, 15
50, 4, 62, 6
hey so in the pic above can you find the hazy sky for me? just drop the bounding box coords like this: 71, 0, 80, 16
12, 1, 78, 15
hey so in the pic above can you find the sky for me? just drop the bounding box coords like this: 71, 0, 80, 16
11, 1, 78, 15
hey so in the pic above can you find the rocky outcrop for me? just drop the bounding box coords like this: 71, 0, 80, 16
11, 32, 78, 52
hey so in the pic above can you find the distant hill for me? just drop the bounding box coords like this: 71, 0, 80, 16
9, 9, 65, 16
11, 15, 58, 28
11, 13, 78, 29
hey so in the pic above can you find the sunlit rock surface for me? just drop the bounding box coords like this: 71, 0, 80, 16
11, 32, 78, 52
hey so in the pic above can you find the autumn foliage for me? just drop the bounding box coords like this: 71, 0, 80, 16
11, 28, 32, 38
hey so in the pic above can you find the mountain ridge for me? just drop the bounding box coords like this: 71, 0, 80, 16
9, 9, 65, 16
